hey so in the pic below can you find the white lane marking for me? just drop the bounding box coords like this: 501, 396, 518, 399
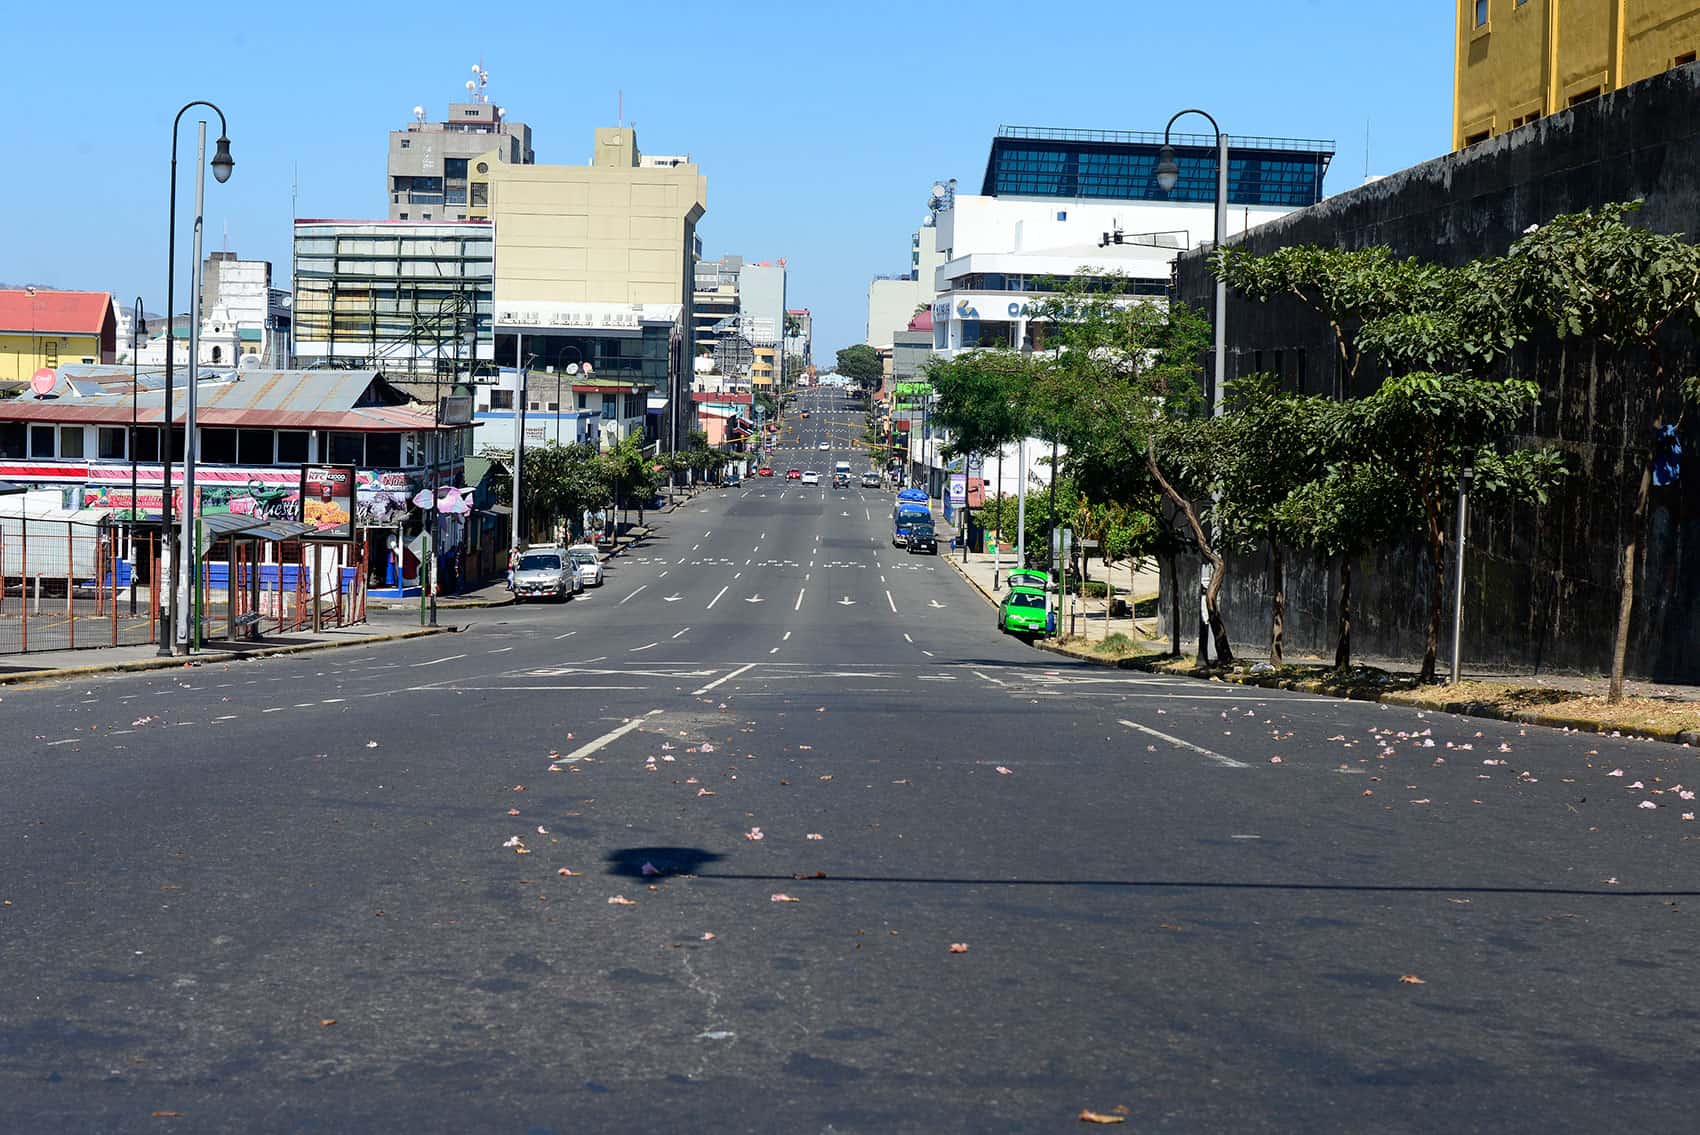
886, 590, 897, 613
672, 627, 690, 639
753, 545, 760, 552
745, 559, 751, 565
659, 570, 669, 578
769, 646, 780, 654
693, 544, 700, 551
760, 532, 766, 539
262, 707, 284, 713
805, 572, 811, 581
486, 647, 514, 654
922, 650, 935, 657
629, 642, 659, 652
783, 631, 792, 641
972, 670, 1007, 686
677, 557, 687, 564
706, 585, 730, 609
620, 585, 647, 605
903, 633, 912, 642
663, 594, 683, 602
412, 654, 467, 668
45, 738, 79, 747
319, 698, 347, 705
734, 571, 742, 580
692, 662, 757, 696
794, 587, 806, 611
704, 531, 712, 538
880, 575, 886, 583
554, 630, 579, 640
744, 593, 764, 603
557, 709, 663, 762
1118, 719, 1250, 769
212, 713, 240, 721
865, 507, 870, 520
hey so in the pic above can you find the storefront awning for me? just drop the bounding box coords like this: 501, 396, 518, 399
199, 512, 317, 543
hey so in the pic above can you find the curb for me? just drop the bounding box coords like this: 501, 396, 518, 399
368, 595, 514, 611
0, 625, 455, 688
942, 551, 1000, 609
1028, 639, 1700, 748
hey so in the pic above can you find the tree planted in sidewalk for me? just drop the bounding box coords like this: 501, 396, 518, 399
834, 344, 884, 389
1499, 201, 1700, 703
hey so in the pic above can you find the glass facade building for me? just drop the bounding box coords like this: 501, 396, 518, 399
982, 126, 1334, 208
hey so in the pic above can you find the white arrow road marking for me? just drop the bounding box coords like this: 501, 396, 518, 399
928, 600, 946, 609
706, 585, 730, 609
663, 595, 683, 602
744, 594, 765, 603
1118, 719, 1250, 769
837, 596, 856, 606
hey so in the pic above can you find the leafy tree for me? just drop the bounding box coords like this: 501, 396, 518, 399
1342, 374, 1562, 682
1500, 201, 1700, 702
1024, 288, 1227, 659
835, 344, 884, 389
924, 349, 1033, 460
486, 442, 611, 544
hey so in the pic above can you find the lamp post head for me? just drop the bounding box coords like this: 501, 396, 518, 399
135, 311, 148, 337
211, 135, 235, 183
1154, 145, 1180, 192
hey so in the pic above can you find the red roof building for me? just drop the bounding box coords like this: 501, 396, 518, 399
0, 289, 118, 374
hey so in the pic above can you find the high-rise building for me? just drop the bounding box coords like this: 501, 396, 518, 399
467, 126, 707, 451
1454, 1, 1700, 148
783, 308, 812, 370
387, 73, 533, 222
693, 254, 743, 369
737, 262, 786, 389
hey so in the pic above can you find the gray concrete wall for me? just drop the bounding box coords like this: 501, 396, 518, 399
1171, 63, 1700, 680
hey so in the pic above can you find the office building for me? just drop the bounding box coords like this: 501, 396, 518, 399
693, 254, 743, 370
291, 219, 494, 375
738, 262, 786, 388
468, 126, 706, 450
387, 76, 533, 221
867, 223, 944, 351
784, 307, 812, 369
1455, 1, 1700, 147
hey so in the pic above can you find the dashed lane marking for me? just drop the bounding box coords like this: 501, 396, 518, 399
886, 590, 897, 613
620, 585, 647, 605
1118, 718, 1250, 769
706, 585, 730, 610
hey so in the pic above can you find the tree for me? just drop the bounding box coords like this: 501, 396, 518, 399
1022, 288, 1226, 659
835, 344, 884, 389
487, 443, 611, 544
1500, 201, 1700, 702
925, 349, 1033, 459
1343, 374, 1562, 682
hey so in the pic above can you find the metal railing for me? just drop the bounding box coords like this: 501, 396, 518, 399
996, 124, 1337, 154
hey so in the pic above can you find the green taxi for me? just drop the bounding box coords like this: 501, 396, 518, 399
998, 586, 1050, 637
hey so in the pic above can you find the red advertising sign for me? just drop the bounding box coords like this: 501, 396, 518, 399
300, 465, 357, 541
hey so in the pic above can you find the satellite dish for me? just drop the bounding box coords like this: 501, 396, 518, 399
565, 363, 580, 375
471, 63, 482, 74
465, 80, 477, 92
931, 182, 947, 198
413, 104, 425, 119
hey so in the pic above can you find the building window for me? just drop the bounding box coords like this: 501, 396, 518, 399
1677, 50, 1697, 66
329, 432, 364, 465
237, 429, 273, 464
276, 430, 309, 464
58, 427, 85, 459
1568, 86, 1602, 107
399, 212, 409, 220
366, 433, 402, 468
133, 429, 159, 462
200, 427, 237, 464
210, 346, 222, 364
1056, 210, 1067, 221
0, 422, 25, 459
30, 425, 54, 458
98, 427, 126, 459
470, 183, 488, 206
400, 139, 411, 149
1465, 128, 1491, 145
1475, 0, 1488, 27
489, 389, 513, 410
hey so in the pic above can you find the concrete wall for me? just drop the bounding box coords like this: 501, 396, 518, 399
1172, 62, 1700, 680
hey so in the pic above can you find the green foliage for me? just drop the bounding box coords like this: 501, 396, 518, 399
486, 442, 612, 541
835, 344, 884, 387
924, 349, 1033, 459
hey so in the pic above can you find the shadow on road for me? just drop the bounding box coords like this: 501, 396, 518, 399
605, 846, 725, 878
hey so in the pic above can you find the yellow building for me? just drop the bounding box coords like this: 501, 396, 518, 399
0, 289, 117, 384
1455, 1, 1700, 148
750, 345, 776, 388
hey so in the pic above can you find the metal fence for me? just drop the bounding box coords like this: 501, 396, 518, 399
0, 520, 159, 654
0, 519, 366, 657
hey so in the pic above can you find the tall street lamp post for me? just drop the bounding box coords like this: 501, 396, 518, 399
1154, 108, 1227, 665
161, 101, 233, 655
129, 298, 147, 617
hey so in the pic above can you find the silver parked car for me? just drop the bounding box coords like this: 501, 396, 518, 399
568, 544, 604, 587
512, 547, 582, 602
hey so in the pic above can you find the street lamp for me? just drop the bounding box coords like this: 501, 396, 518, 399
1155, 107, 1228, 664
129, 297, 146, 617
161, 99, 234, 656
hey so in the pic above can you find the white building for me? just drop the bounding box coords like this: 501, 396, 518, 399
866, 223, 945, 351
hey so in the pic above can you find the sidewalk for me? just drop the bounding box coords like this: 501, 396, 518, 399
937, 517, 1700, 746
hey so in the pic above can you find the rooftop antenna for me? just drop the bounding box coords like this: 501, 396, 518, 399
413, 104, 426, 124
618, 89, 623, 127
1364, 116, 1372, 180
470, 61, 490, 103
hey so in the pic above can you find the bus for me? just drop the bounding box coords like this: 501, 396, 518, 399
892, 487, 931, 546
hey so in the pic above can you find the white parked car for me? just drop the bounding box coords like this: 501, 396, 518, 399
818, 441, 831, 450
567, 544, 604, 587
801, 470, 820, 485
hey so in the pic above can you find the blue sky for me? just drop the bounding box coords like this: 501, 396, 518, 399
5, 0, 1455, 361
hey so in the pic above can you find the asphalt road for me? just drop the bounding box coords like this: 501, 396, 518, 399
3, 386, 1698, 1133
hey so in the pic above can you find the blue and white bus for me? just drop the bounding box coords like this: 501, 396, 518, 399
892, 487, 932, 546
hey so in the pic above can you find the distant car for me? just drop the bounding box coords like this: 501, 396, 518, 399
759, 466, 775, 477
832, 472, 851, 489
860, 470, 881, 488
818, 441, 830, 450
567, 544, 604, 587
786, 469, 802, 480
998, 587, 1049, 637
724, 473, 741, 487
801, 471, 821, 485
513, 547, 582, 603
904, 525, 937, 555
